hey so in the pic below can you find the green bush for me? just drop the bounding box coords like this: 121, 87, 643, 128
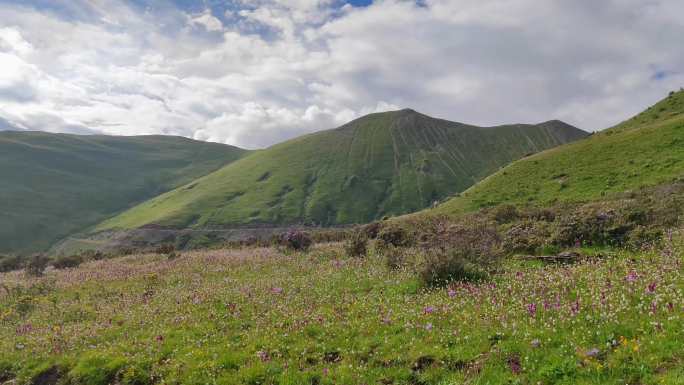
419, 248, 485, 287
52, 254, 84, 270
0, 254, 23, 272
627, 225, 663, 251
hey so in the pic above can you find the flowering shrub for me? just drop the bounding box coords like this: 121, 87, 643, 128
281, 230, 313, 251
376, 223, 412, 249
502, 220, 552, 254
417, 219, 502, 286
343, 230, 368, 258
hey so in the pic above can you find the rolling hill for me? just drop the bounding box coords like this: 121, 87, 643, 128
97, 109, 587, 232
0, 132, 248, 254
434, 89, 684, 215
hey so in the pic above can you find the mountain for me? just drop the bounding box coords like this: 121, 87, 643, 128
434, 89, 684, 215
0, 132, 248, 254
97, 109, 587, 232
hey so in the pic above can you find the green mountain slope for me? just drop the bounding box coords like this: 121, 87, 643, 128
434, 90, 684, 215
98, 109, 587, 231
0, 132, 248, 254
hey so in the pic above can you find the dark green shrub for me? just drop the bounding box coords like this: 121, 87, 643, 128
52, 254, 84, 270
627, 226, 663, 250
25, 254, 50, 277
281, 230, 313, 251
344, 231, 368, 258
0, 254, 23, 272
0, 360, 14, 382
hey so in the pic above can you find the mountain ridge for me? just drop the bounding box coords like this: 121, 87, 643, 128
95, 109, 587, 232
0, 131, 249, 253
432, 89, 684, 216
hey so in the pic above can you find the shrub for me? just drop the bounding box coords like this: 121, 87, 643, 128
376, 223, 411, 250
523, 207, 556, 222
281, 230, 313, 252
344, 231, 368, 258
25, 254, 50, 277
52, 254, 84, 270
420, 248, 485, 287
503, 221, 551, 254
155, 244, 176, 255
362, 222, 382, 239
416, 219, 502, 287
492, 204, 519, 224
384, 246, 407, 270
627, 226, 663, 251
0, 254, 23, 272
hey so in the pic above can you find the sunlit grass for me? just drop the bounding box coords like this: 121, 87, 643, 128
1, 239, 682, 384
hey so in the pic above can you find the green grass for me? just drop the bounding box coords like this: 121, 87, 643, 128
0, 132, 248, 254
1, 241, 682, 384
98, 109, 586, 230
434, 90, 684, 215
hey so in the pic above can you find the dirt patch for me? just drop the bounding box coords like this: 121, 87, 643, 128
31, 366, 60, 385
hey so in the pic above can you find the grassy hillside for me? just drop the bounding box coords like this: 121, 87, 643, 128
0, 132, 248, 254
1, 239, 682, 384
98, 109, 586, 230
435, 90, 684, 215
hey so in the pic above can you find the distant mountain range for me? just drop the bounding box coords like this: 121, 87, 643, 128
1, 109, 591, 254
96, 109, 586, 234
0, 132, 247, 254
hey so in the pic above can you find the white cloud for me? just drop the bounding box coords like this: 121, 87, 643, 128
0, 0, 682, 149
189, 10, 224, 32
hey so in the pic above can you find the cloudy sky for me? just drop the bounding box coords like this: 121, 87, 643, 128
0, 0, 682, 149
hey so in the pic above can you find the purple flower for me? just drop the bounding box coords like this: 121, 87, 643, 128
270, 287, 283, 294
586, 348, 600, 357
257, 350, 270, 362
646, 282, 656, 294
570, 300, 580, 315
423, 306, 435, 314
507, 356, 522, 374
447, 288, 456, 298
425, 323, 433, 331
626, 271, 638, 282
526, 303, 537, 317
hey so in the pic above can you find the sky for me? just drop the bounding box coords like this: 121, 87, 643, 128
0, 0, 682, 149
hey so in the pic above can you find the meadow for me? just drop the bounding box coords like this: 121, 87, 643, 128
1, 235, 682, 385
